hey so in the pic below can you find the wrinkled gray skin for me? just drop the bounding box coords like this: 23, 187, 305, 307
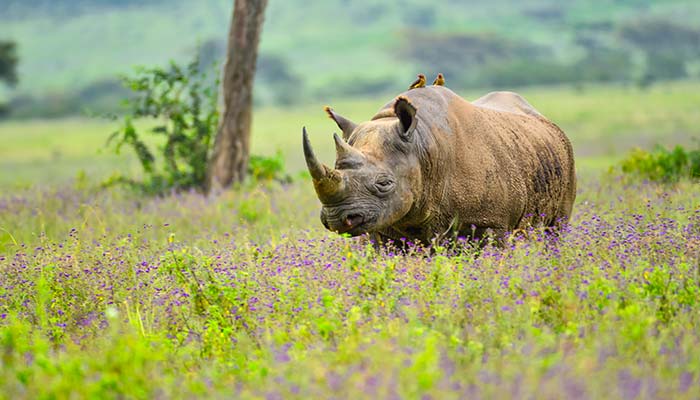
303, 86, 576, 245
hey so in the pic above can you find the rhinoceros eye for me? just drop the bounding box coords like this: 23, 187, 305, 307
374, 177, 395, 195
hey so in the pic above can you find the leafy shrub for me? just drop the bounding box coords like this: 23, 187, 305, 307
107, 54, 218, 194
248, 151, 289, 183
106, 53, 288, 195
619, 143, 700, 182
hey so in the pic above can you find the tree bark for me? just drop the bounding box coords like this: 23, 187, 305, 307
207, 0, 268, 191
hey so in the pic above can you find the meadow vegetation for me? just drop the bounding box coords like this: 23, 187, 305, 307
620, 144, 700, 182
0, 166, 699, 398
1, 77, 699, 397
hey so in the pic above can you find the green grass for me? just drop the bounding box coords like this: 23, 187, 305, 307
0, 117, 137, 188
0, 167, 698, 398
2, 81, 699, 188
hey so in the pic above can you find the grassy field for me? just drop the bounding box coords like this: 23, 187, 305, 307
0, 160, 699, 398
1, 82, 699, 397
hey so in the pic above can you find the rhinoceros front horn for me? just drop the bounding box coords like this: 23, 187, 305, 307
303, 127, 345, 202
303, 127, 328, 180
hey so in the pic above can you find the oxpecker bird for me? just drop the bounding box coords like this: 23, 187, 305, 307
408, 74, 426, 90
432, 73, 445, 86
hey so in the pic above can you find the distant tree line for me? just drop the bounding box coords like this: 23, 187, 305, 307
401, 17, 700, 89
0, 40, 18, 117
0, 0, 162, 13
6, 41, 303, 119
2, 1, 169, 20
3, 14, 700, 119
619, 18, 700, 84
0, 41, 18, 87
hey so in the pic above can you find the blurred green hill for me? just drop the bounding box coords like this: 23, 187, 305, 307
1, 0, 700, 117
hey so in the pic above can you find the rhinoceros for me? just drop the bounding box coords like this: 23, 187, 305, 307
302, 82, 576, 245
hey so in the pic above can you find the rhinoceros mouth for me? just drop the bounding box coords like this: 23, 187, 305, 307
322, 209, 378, 237
336, 213, 370, 236
337, 223, 371, 237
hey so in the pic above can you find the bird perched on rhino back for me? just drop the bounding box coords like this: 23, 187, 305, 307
302, 79, 576, 246
432, 73, 445, 86
408, 74, 426, 89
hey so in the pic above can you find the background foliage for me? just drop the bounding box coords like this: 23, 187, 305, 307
0, 41, 19, 116
619, 143, 700, 182
2, 0, 700, 117
0, 41, 18, 87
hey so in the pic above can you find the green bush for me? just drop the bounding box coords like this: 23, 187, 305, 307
106, 53, 288, 195
619, 143, 700, 182
107, 54, 218, 194
248, 151, 289, 183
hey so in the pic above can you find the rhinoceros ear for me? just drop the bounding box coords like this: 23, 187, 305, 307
394, 96, 417, 141
324, 106, 357, 141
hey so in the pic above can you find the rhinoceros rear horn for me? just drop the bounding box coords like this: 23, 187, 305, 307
302, 127, 328, 181
333, 132, 364, 164
394, 96, 417, 141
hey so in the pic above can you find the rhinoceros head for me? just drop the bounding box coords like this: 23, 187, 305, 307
303, 97, 423, 237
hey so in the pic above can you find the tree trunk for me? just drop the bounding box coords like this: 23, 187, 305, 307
207, 0, 268, 191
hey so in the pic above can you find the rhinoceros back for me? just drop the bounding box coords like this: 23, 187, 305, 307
472, 91, 543, 117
